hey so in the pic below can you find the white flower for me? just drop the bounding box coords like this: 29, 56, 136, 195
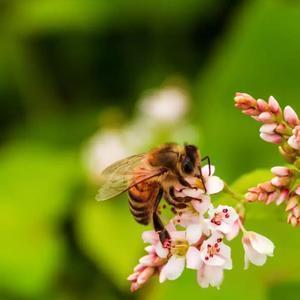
242, 231, 274, 269
199, 233, 232, 269
83, 130, 129, 181
159, 224, 203, 282
208, 205, 239, 238
184, 233, 232, 289
139, 86, 189, 123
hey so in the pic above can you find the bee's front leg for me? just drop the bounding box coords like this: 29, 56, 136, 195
169, 186, 194, 203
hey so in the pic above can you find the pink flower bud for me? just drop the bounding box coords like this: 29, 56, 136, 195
258, 192, 267, 201
284, 106, 299, 127
276, 189, 289, 205
292, 206, 300, 218
245, 192, 258, 202
260, 123, 277, 134
128, 272, 140, 281
275, 123, 287, 134
248, 187, 260, 193
234, 93, 256, 107
243, 108, 259, 116
271, 176, 290, 187
287, 213, 298, 227
260, 133, 282, 144
257, 99, 269, 111
271, 166, 290, 177
288, 126, 300, 150
259, 182, 276, 193
266, 190, 279, 205
137, 267, 155, 285
286, 196, 298, 211
139, 254, 155, 265
257, 112, 274, 123
268, 96, 280, 114
295, 186, 300, 196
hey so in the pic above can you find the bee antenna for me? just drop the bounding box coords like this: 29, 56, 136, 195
198, 166, 207, 193
201, 156, 211, 176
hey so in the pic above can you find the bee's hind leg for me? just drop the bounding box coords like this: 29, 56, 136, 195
153, 188, 171, 247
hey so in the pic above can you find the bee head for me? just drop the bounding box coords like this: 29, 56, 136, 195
180, 144, 200, 176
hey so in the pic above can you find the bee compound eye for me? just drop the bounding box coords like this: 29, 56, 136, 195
182, 158, 193, 174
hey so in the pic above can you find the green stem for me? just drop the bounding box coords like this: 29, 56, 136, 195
223, 183, 244, 202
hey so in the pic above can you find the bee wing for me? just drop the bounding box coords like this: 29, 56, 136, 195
96, 153, 163, 201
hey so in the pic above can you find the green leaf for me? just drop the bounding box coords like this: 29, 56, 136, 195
0, 141, 79, 297
230, 169, 272, 193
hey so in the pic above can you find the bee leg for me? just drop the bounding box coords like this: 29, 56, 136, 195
153, 212, 171, 246
178, 176, 198, 190
169, 186, 194, 203
153, 188, 171, 246
164, 192, 187, 209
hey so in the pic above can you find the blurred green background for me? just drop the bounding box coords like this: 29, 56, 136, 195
1, 0, 300, 299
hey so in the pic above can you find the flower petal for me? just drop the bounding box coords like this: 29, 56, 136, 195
219, 244, 232, 270
182, 188, 204, 198
155, 242, 169, 258
249, 232, 274, 256
243, 243, 266, 268
226, 220, 240, 241
203, 265, 224, 289
170, 231, 186, 241
191, 195, 211, 214
206, 176, 224, 194
142, 231, 158, 244
161, 255, 185, 280
186, 246, 202, 269
201, 165, 215, 177
186, 223, 202, 245
197, 264, 209, 288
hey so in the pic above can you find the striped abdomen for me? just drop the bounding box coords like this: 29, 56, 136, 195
128, 181, 160, 225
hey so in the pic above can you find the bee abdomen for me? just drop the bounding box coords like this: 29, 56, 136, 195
128, 182, 159, 225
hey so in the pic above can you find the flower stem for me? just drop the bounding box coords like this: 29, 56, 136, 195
223, 183, 244, 202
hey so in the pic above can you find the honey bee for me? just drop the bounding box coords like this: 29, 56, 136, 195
97, 143, 210, 243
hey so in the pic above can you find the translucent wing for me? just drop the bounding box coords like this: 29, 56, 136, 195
96, 153, 163, 201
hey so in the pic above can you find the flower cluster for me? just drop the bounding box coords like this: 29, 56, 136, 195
128, 165, 274, 291
234, 92, 300, 164
245, 166, 300, 226
235, 93, 300, 226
